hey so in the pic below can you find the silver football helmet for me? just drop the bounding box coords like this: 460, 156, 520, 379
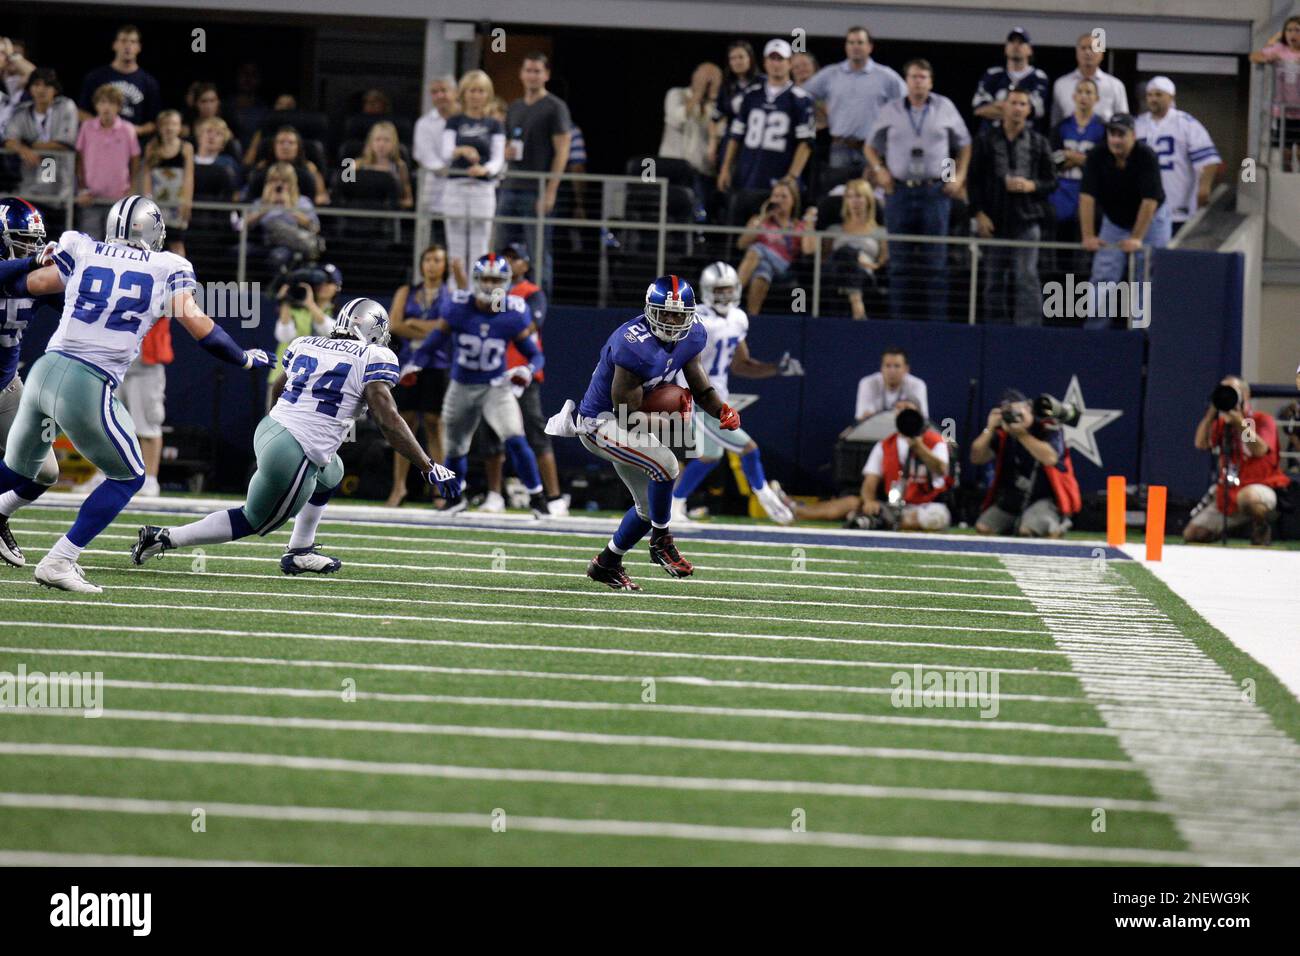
699, 261, 740, 310
331, 297, 391, 348
105, 195, 166, 252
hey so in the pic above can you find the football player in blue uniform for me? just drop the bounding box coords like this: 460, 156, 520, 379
0, 198, 59, 566
409, 252, 547, 515
546, 275, 741, 590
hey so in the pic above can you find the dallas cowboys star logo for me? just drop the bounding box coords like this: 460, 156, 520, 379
149, 208, 163, 228
1059, 374, 1122, 467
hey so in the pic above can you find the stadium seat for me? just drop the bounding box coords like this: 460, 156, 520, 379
344, 114, 414, 145
257, 110, 330, 144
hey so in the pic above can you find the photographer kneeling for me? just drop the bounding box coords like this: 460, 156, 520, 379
791, 405, 952, 531
1184, 376, 1291, 545
971, 389, 1081, 538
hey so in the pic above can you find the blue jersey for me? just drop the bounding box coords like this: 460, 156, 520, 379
972, 66, 1051, 133
443, 114, 505, 182
1049, 114, 1105, 221
440, 289, 532, 385
578, 316, 708, 420
728, 81, 816, 190
0, 257, 39, 390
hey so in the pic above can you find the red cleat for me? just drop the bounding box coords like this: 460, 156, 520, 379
587, 556, 643, 591
648, 532, 694, 578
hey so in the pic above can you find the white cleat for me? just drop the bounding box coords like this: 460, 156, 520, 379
755, 484, 794, 525
140, 476, 161, 497
546, 495, 571, 517
476, 490, 506, 513
670, 496, 694, 524
34, 556, 103, 593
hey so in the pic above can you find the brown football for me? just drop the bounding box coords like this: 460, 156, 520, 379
639, 384, 690, 415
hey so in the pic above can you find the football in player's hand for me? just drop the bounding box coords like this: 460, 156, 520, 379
640, 384, 691, 416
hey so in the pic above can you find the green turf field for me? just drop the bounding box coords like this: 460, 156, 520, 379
0, 506, 1296, 866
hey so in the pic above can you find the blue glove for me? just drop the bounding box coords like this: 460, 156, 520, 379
424, 462, 462, 499
243, 348, 271, 369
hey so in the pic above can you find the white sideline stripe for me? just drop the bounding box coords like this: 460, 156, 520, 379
0, 742, 1148, 810
9, 519, 1016, 573
1001, 556, 1300, 865
79, 563, 1043, 613
89, 675, 1086, 707
0, 793, 1191, 864
0, 596, 1063, 652
4, 621, 1074, 669
2, 577, 1050, 625
0, 849, 296, 867
0, 640, 1078, 682
27, 546, 1033, 600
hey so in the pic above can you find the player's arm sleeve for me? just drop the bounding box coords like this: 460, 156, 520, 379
514, 329, 545, 373
362, 346, 401, 387
281, 340, 298, 370
50, 230, 84, 280
164, 261, 198, 299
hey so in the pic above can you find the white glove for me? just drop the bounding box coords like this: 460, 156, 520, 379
37, 241, 57, 266
778, 351, 804, 377
243, 348, 271, 369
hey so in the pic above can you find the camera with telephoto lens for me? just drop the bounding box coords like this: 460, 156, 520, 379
1211, 383, 1240, 413
1033, 393, 1081, 428
279, 266, 324, 304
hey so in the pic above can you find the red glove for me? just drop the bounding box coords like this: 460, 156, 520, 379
718, 403, 740, 430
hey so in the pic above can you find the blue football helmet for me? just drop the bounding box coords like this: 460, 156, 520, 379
0, 197, 46, 259
644, 275, 696, 342
332, 297, 391, 349
472, 252, 512, 307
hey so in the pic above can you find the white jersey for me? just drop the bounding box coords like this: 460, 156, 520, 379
47, 230, 196, 385
270, 335, 399, 467
1135, 107, 1221, 222
692, 303, 749, 403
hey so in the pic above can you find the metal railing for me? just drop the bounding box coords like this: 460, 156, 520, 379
5, 154, 1157, 327
1256, 60, 1300, 173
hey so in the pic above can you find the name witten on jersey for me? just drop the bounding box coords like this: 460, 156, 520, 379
271, 334, 399, 467
46, 230, 196, 385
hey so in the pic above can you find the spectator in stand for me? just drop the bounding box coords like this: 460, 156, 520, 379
853, 347, 928, 422
717, 40, 815, 223
661, 62, 722, 209
790, 52, 829, 192
818, 178, 888, 320
246, 162, 322, 274
1049, 77, 1105, 255
3, 68, 79, 203
413, 75, 458, 243
1079, 113, 1167, 330
709, 41, 761, 174
387, 245, 455, 507
437, 72, 505, 279
499, 53, 571, 292
0, 38, 35, 134
968, 86, 1057, 326
193, 117, 242, 196
354, 119, 415, 209
74, 84, 139, 237
475, 242, 567, 516
1185, 375, 1292, 545
118, 317, 172, 498
1135, 77, 1222, 233
791, 52, 818, 87
360, 89, 392, 116
139, 110, 193, 257
77, 25, 161, 137
801, 26, 905, 176
735, 179, 816, 315
182, 82, 242, 162
230, 61, 268, 147
561, 121, 591, 252
866, 59, 971, 322
972, 28, 1051, 134
273, 262, 340, 372
1051, 32, 1129, 127
239, 95, 301, 169
971, 388, 1081, 537
245, 126, 329, 206
1251, 16, 1300, 171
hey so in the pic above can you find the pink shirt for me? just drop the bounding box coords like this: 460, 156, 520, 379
76, 115, 140, 199
754, 215, 807, 263
1262, 44, 1300, 117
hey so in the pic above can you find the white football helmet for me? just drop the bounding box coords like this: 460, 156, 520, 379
331, 297, 391, 348
105, 195, 166, 252
699, 261, 740, 310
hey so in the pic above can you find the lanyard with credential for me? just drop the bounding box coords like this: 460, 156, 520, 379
906, 100, 930, 139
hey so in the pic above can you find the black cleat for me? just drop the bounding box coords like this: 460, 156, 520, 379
280, 544, 342, 575
528, 492, 548, 519
648, 532, 694, 578
0, 515, 24, 567
440, 495, 468, 515
586, 556, 642, 591
130, 525, 174, 565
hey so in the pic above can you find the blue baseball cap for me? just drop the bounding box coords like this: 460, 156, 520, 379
1007, 27, 1032, 44
319, 263, 343, 287
501, 242, 531, 262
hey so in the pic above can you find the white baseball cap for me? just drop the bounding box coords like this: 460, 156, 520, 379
1147, 75, 1176, 97
764, 39, 793, 59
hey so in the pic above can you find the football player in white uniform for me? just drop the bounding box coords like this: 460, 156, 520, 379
0, 195, 271, 592
670, 261, 804, 524
132, 299, 462, 574
1135, 76, 1221, 229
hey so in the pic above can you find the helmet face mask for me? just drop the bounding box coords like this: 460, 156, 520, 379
105, 195, 166, 252
644, 275, 697, 343
471, 254, 512, 308
0, 197, 46, 259
331, 298, 391, 349
699, 261, 740, 310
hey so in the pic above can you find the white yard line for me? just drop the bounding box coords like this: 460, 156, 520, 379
0, 741, 1150, 810
0, 849, 295, 866
0, 792, 1193, 864
1001, 555, 1300, 866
